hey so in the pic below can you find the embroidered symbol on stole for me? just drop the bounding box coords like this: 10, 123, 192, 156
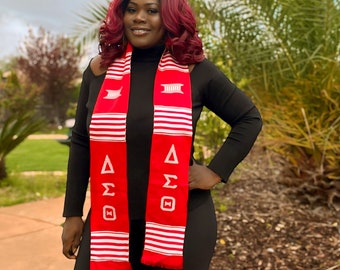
161, 84, 184, 94
101, 155, 115, 174
104, 88, 122, 99
164, 144, 179, 164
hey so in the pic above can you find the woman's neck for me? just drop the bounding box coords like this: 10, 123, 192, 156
132, 44, 165, 62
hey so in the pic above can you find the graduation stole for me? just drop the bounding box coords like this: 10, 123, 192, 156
89, 43, 192, 270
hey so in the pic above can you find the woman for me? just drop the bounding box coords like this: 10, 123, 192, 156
62, 0, 262, 269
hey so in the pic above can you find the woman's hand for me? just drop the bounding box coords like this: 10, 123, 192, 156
62, 216, 84, 259
189, 162, 222, 190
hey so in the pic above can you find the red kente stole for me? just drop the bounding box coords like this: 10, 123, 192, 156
89, 43, 192, 270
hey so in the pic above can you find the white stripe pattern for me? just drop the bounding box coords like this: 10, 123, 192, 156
90, 113, 127, 142
90, 231, 130, 262
158, 54, 188, 73
144, 222, 185, 256
106, 52, 132, 80
154, 106, 192, 136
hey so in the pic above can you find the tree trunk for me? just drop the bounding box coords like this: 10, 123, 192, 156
0, 157, 7, 181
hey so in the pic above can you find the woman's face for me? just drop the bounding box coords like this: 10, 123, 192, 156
123, 0, 165, 49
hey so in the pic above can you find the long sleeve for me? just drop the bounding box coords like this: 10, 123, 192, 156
191, 59, 262, 182
207, 105, 262, 181
62, 66, 92, 217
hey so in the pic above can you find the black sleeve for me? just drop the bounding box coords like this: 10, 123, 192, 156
198, 60, 262, 182
62, 65, 92, 217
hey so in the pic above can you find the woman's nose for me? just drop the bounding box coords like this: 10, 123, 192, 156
133, 10, 146, 22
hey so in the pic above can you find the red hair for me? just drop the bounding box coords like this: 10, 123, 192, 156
99, 0, 204, 67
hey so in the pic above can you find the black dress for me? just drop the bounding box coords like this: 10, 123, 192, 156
63, 46, 262, 269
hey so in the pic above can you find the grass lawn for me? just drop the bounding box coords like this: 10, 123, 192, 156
0, 138, 70, 206
6, 139, 69, 172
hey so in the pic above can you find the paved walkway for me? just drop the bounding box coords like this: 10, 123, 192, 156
28, 134, 68, 140
0, 196, 90, 270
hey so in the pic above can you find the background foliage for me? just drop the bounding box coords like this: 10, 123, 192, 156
17, 27, 82, 126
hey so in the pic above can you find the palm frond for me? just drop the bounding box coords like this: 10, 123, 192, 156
71, 1, 110, 50
198, 0, 340, 92
0, 113, 46, 159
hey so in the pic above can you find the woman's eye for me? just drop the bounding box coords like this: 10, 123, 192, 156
126, 7, 136, 13
148, 9, 158, 14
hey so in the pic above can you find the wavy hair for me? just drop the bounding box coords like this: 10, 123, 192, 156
99, 0, 204, 67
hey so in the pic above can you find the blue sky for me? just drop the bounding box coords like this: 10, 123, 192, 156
0, 0, 107, 58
